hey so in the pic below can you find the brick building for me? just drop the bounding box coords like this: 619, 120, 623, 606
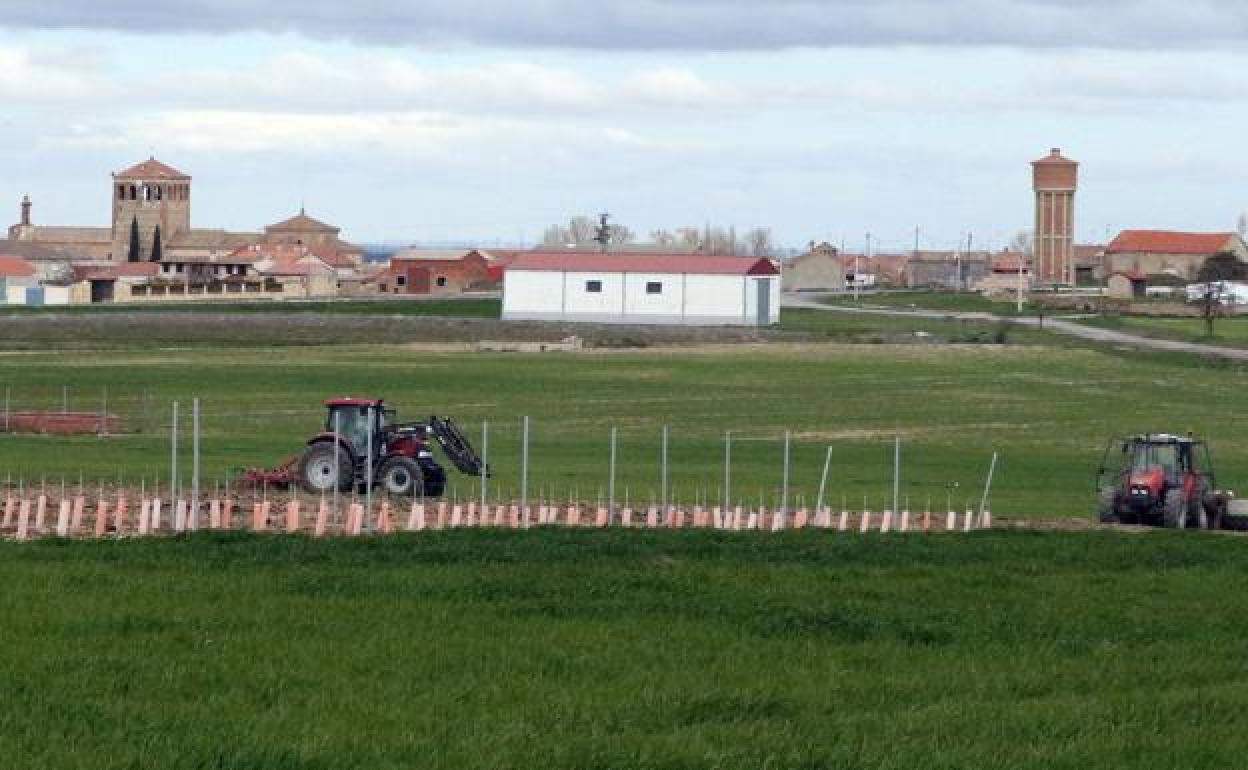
377, 249, 496, 295
1032, 148, 1078, 285
1104, 230, 1248, 280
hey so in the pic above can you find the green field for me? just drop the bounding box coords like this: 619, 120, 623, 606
1082, 315, 1248, 347
4, 530, 1248, 769
821, 290, 1026, 316
1, 310, 1247, 519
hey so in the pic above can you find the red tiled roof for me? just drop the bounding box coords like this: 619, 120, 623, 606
74, 262, 161, 280
1106, 230, 1236, 255
266, 211, 338, 233
115, 157, 189, 180
505, 252, 779, 276
1032, 148, 1076, 165
0, 255, 35, 277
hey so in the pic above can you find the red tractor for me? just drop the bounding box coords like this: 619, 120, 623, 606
247, 399, 485, 497
1096, 434, 1224, 529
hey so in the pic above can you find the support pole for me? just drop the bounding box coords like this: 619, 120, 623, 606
723, 431, 732, 511
192, 398, 200, 529
608, 426, 617, 519
979, 452, 999, 519
520, 416, 530, 527
815, 447, 832, 516
480, 420, 489, 510
366, 408, 374, 529
781, 430, 791, 516
62, 385, 68, 414
333, 411, 341, 518
660, 424, 669, 517
3, 387, 8, 433
893, 433, 901, 517
170, 401, 178, 513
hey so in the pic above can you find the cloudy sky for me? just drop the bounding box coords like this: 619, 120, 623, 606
2, 1, 1246, 249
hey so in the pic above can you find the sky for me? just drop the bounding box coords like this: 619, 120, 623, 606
1, 1, 1247, 250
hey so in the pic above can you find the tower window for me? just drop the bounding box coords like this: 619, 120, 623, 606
129, 185, 137, 200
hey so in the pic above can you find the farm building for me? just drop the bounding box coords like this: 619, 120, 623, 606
0, 255, 37, 303
782, 242, 845, 292
377, 249, 497, 295
1105, 231, 1248, 280
502, 252, 781, 326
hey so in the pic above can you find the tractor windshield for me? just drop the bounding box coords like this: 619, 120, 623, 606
328, 406, 379, 456
1131, 443, 1183, 478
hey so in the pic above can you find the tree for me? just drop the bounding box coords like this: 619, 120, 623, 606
1237, 212, 1247, 239
607, 224, 634, 245
540, 215, 620, 247
744, 227, 773, 257
151, 225, 163, 262
1008, 229, 1033, 256
127, 217, 140, 263
650, 229, 677, 247
1195, 251, 1248, 337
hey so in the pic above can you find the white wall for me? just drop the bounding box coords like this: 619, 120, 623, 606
503, 269, 780, 325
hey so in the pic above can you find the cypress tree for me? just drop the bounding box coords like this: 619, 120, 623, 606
127, 217, 140, 262
151, 225, 163, 262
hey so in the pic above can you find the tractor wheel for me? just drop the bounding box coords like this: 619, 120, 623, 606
378, 457, 424, 497
1098, 487, 1120, 524
1162, 488, 1187, 529
298, 442, 353, 495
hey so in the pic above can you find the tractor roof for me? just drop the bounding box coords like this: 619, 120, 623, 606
1128, 433, 1200, 445
325, 398, 383, 408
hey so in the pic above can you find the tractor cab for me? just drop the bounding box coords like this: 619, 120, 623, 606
324, 399, 386, 457
1097, 433, 1219, 528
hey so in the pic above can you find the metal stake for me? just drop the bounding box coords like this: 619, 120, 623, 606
170, 401, 178, 512
608, 426, 617, 518
333, 411, 341, 518
480, 420, 489, 509
893, 433, 901, 516
724, 431, 732, 511
366, 408, 374, 529
979, 452, 999, 519
192, 398, 200, 530
660, 424, 669, 517
815, 446, 832, 516
783, 431, 794, 515
520, 416, 530, 527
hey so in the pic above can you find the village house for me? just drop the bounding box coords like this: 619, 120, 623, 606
503, 252, 781, 326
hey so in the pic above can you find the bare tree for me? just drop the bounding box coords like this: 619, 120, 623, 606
676, 227, 702, 249
1008, 229, 1033, 255
650, 229, 677, 247
541, 215, 622, 247
744, 227, 773, 257
1237, 212, 1247, 239
608, 224, 635, 245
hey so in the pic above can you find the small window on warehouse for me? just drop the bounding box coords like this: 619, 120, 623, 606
436, 276, 448, 287
396, 274, 406, 287
586, 280, 602, 293
646, 281, 663, 294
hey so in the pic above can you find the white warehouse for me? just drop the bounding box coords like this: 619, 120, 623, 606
502, 252, 781, 326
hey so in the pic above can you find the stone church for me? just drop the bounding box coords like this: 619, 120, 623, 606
5, 157, 361, 264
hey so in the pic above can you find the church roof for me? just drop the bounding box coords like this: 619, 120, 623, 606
265, 210, 339, 234
115, 157, 190, 180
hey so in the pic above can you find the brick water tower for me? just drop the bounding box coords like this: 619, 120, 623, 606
1031, 148, 1078, 285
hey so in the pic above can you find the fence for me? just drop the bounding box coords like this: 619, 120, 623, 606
0, 489, 993, 542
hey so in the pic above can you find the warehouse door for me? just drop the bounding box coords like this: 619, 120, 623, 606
756, 278, 771, 325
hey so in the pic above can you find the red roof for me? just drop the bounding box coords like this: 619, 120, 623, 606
115, 157, 189, 180
1106, 230, 1236, 255
325, 398, 382, 408
1032, 147, 1076, 165
505, 252, 779, 276
78, 263, 161, 280
0, 255, 35, 278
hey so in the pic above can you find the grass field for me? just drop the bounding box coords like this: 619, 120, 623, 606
1082, 315, 1248, 347
2, 315, 1248, 518
3, 529, 1248, 769
820, 290, 1025, 316
0, 297, 504, 318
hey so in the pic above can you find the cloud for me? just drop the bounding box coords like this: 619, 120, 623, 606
6, 1, 1248, 51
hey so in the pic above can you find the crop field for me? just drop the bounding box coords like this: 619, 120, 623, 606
821, 290, 1024, 316
1, 310, 1247, 519
4, 529, 1248, 769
